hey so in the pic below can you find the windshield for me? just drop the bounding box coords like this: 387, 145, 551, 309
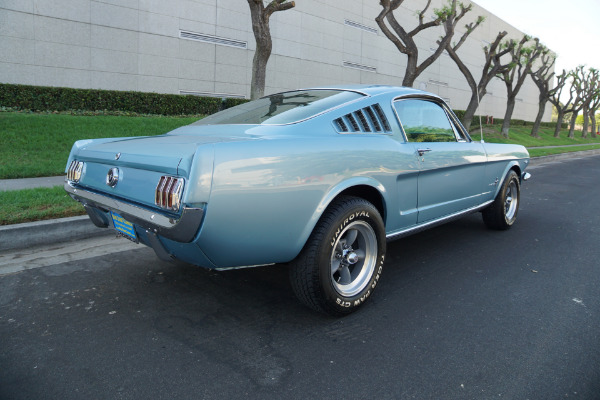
193, 89, 365, 125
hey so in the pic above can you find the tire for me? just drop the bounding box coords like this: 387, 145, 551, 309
289, 196, 386, 316
482, 170, 520, 230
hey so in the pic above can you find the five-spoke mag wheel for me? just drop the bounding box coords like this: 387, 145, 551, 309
289, 196, 386, 316
330, 221, 377, 297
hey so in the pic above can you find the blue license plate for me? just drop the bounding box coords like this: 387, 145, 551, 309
110, 211, 138, 242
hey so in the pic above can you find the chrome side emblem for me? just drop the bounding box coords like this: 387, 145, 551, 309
115, 152, 121, 160
106, 167, 120, 187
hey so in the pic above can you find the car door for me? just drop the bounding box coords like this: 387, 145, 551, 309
393, 98, 487, 223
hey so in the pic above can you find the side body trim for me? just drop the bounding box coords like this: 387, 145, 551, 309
386, 200, 493, 241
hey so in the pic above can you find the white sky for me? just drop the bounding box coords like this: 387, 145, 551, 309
473, 0, 600, 75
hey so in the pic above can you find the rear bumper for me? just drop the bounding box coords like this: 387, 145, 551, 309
522, 172, 531, 181
64, 181, 204, 242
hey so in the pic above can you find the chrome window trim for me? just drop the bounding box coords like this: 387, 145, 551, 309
195, 88, 371, 127
65, 181, 203, 243
391, 96, 464, 144
390, 94, 473, 144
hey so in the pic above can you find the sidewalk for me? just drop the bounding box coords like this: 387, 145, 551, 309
0, 175, 65, 191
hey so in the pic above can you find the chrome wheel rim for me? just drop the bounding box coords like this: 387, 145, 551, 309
330, 221, 377, 297
504, 179, 518, 222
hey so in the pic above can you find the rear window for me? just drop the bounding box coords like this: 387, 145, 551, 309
193, 89, 365, 125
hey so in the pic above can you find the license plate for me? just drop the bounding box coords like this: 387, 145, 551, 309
110, 211, 138, 242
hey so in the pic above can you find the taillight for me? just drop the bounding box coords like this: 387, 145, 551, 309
155, 176, 184, 211
67, 160, 84, 182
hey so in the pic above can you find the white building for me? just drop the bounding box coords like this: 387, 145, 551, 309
0, 0, 552, 121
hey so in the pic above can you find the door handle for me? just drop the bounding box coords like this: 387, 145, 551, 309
417, 148, 432, 156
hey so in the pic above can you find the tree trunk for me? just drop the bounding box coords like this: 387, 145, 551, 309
461, 91, 483, 132
554, 109, 564, 138
582, 107, 589, 138
530, 99, 547, 138
247, 0, 294, 100
402, 52, 419, 87
250, 38, 272, 100
568, 113, 577, 139
501, 97, 516, 138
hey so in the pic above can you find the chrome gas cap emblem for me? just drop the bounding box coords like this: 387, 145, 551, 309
106, 167, 120, 187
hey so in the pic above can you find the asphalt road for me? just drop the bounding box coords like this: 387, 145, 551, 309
1, 156, 600, 400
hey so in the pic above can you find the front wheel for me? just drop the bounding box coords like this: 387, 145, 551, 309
482, 170, 520, 230
289, 196, 386, 316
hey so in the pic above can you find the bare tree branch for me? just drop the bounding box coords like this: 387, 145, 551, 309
497, 36, 547, 138
445, 30, 518, 131
529, 52, 556, 137
376, 0, 473, 87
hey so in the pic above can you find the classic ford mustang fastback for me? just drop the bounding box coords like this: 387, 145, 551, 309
65, 85, 530, 315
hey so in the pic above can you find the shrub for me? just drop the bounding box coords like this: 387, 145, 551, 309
0, 83, 249, 116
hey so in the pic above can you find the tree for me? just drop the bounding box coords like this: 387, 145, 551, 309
587, 91, 600, 136
567, 66, 587, 139
529, 52, 556, 138
547, 70, 574, 138
247, 0, 295, 100
580, 68, 599, 138
445, 30, 520, 132
497, 36, 547, 138
375, 0, 474, 87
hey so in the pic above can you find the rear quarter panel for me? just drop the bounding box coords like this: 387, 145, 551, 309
195, 133, 416, 268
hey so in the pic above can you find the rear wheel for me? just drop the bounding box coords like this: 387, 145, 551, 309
482, 170, 520, 230
289, 196, 386, 316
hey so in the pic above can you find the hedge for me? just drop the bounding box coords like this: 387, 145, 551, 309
0, 83, 567, 129
0, 83, 250, 116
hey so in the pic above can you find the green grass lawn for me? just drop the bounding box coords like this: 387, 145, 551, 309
0, 112, 199, 179
469, 124, 600, 147
0, 186, 86, 225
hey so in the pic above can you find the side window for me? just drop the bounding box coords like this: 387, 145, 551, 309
394, 99, 457, 143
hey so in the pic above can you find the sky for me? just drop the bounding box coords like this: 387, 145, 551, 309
472, 0, 600, 75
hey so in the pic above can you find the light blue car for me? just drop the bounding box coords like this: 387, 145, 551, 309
65, 85, 530, 315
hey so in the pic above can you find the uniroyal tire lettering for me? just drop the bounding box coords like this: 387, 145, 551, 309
330, 210, 371, 247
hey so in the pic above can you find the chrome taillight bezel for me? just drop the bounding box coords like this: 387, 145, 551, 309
67, 160, 84, 182
155, 176, 184, 211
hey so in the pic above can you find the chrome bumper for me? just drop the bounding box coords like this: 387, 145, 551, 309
64, 181, 204, 243
522, 172, 532, 181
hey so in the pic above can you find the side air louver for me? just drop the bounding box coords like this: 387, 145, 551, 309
372, 103, 391, 131
333, 103, 392, 134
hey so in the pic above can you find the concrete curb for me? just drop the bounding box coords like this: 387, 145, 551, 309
2, 149, 600, 253
529, 148, 600, 166
0, 215, 112, 252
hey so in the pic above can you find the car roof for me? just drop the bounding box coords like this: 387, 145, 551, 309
296, 84, 433, 98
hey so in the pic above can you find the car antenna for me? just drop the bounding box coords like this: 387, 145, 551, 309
477, 89, 484, 143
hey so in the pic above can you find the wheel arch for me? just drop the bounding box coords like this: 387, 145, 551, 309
493, 161, 522, 198
294, 178, 388, 259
